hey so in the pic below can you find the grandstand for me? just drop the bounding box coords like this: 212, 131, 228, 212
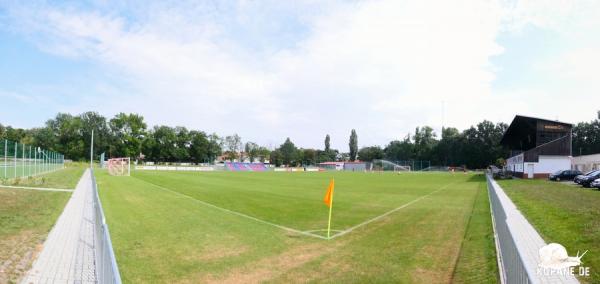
225, 162, 268, 172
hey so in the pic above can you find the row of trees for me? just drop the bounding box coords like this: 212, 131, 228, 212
1, 111, 599, 169
355, 122, 509, 169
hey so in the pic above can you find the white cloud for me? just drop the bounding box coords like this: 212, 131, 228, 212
2, 0, 600, 149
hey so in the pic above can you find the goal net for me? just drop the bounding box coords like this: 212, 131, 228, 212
371, 160, 412, 172
394, 165, 411, 172
107, 158, 131, 176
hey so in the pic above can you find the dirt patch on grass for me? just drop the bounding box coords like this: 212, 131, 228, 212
0, 230, 43, 284
195, 242, 340, 284
189, 244, 250, 262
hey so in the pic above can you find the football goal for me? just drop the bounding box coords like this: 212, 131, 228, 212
371, 160, 411, 172
107, 158, 131, 176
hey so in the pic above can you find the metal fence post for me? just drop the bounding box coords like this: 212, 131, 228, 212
22, 143, 25, 178
14, 142, 17, 179
28, 146, 31, 177
4, 139, 6, 179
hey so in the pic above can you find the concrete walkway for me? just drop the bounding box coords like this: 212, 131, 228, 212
21, 169, 96, 284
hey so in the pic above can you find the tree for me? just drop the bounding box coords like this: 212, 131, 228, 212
358, 146, 384, 161
80, 111, 112, 161
413, 126, 437, 161
279, 138, 298, 166
435, 127, 461, 166
245, 142, 260, 162
109, 113, 147, 158
207, 133, 222, 163
325, 135, 331, 152
147, 126, 178, 162
45, 113, 85, 160
188, 131, 210, 163
270, 149, 283, 166
384, 135, 414, 161
349, 129, 358, 161
573, 118, 600, 156
302, 148, 317, 165
256, 146, 271, 163
174, 126, 191, 162
224, 134, 242, 161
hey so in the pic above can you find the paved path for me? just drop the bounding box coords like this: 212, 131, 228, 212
21, 169, 96, 284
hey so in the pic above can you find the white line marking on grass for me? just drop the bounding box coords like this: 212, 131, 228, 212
328, 182, 455, 240
0, 185, 74, 192
133, 177, 329, 240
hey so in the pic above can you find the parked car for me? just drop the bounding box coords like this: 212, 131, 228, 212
591, 178, 600, 189
579, 171, 600, 188
548, 170, 583, 181
574, 170, 599, 184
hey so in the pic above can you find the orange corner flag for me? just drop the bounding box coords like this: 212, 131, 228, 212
323, 178, 335, 207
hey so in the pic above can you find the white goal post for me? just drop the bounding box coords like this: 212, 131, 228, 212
394, 165, 411, 172
107, 158, 131, 176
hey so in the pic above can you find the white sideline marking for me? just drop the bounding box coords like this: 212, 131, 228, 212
134, 177, 329, 240
328, 182, 455, 239
0, 185, 74, 192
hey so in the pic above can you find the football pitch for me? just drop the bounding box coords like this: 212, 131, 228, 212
96, 170, 498, 283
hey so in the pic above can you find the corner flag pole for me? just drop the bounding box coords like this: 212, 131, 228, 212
327, 178, 335, 239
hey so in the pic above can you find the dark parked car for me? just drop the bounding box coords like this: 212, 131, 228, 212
574, 170, 599, 184
591, 178, 600, 189
579, 171, 600, 188
548, 170, 583, 181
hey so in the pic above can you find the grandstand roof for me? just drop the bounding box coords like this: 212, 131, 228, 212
500, 115, 572, 151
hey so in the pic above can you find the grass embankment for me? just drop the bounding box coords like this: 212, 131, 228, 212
0, 163, 86, 283
97, 170, 498, 283
498, 179, 600, 283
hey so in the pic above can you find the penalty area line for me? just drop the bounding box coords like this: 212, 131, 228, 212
328, 182, 456, 240
132, 177, 328, 240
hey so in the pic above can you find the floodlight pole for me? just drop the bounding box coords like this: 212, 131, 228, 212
90, 130, 94, 169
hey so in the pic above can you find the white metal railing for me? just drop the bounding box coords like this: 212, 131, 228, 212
90, 168, 122, 284
487, 173, 534, 284
486, 173, 580, 284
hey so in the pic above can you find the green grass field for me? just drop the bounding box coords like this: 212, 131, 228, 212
498, 179, 600, 284
97, 170, 498, 283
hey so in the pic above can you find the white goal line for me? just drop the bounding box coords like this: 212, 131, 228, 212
133, 177, 453, 240
134, 177, 328, 240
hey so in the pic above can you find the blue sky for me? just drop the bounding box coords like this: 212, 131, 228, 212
1, 0, 599, 150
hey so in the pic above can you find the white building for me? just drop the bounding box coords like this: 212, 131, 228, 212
501, 115, 573, 179
572, 153, 600, 172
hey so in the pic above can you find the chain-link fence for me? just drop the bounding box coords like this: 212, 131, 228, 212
0, 139, 64, 180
